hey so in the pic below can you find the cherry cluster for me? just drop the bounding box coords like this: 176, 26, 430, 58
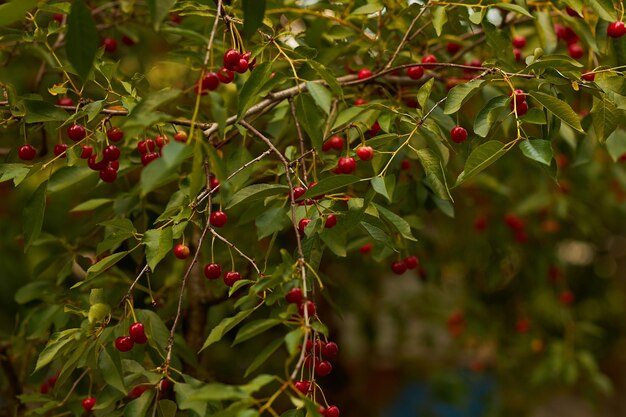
136, 134, 170, 166
114, 322, 148, 352
195, 49, 256, 95
390, 255, 419, 275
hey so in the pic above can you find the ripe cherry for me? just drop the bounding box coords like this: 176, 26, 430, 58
217, 68, 235, 84
512, 35, 526, 48
224, 271, 241, 287
565, 6, 580, 17
401, 159, 411, 170
391, 261, 407, 275
474, 215, 488, 231
421, 54, 437, 65
155, 135, 168, 148
121, 35, 135, 46
293, 186, 306, 200
39, 383, 49, 394
516, 318, 530, 334
357, 68, 372, 79
298, 300, 316, 316
447, 42, 461, 54
356, 146, 374, 161
285, 287, 304, 304
581, 72, 595, 82
115, 336, 134, 352
102, 37, 117, 53
450, 126, 468, 144
607, 21, 626, 38
99, 166, 117, 183
325, 214, 337, 228
322, 341, 338, 357
87, 154, 106, 171
209, 176, 220, 190
137, 139, 155, 154
504, 213, 525, 231
315, 360, 333, 377
568, 43, 584, 59
404, 255, 419, 269
560, 290, 575, 305
129, 322, 148, 344
298, 218, 311, 234
201, 72, 220, 91
128, 386, 148, 399
407, 65, 424, 80
82, 397, 96, 412
204, 263, 222, 279
52, 13, 65, 24
173, 244, 190, 259
337, 157, 356, 174
369, 120, 381, 136
209, 210, 228, 227
242, 51, 256, 69
67, 124, 86, 141
103, 144, 121, 161
329, 136, 344, 150
234, 58, 249, 73
359, 243, 372, 254
174, 131, 188, 143
18, 144, 37, 161
510, 89, 525, 104
223, 49, 241, 70
325, 405, 340, 417
513, 48, 522, 62
354, 98, 367, 106
107, 127, 124, 142
294, 380, 310, 394
141, 152, 159, 166
56, 97, 74, 106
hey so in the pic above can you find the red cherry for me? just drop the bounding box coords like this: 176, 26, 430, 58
56, 97, 74, 106
285, 287, 304, 304
560, 290, 575, 305
359, 243, 372, 254
242, 51, 256, 70
52, 14, 65, 24
401, 159, 411, 170
47, 375, 58, 387
357, 68, 372, 79
87, 154, 106, 171
298, 300, 316, 316
315, 360, 333, 377
293, 186, 306, 201
298, 218, 311, 234
234, 58, 249, 73
40, 383, 49, 394
217, 68, 235, 84
155, 135, 168, 148
356, 146, 374, 161
128, 386, 148, 399
99, 166, 118, 183
115, 336, 134, 352
391, 261, 407, 275
129, 322, 147, 344
223, 49, 241, 70
504, 213, 525, 231
421, 54, 437, 65
515, 100, 529, 116
209, 210, 228, 227
224, 271, 241, 287
325, 405, 340, 417
121, 35, 135, 46
568, 43, 584, 59
329, 136, 344, 150
80, 145, 93, 159
554, 24, 567, 40
450, 126, 468, 144
109, 160, 119, 171
325, 214, 337, 228
82, 397, 96, 412
512, 35, 526, 48
565, 6, 580, 17
107, 127, 124, 142
159, 379, 172, 392
294, 380, 310, 394
103, 144, 121, 161
581, 72, 595, 81
209, 176, 220, 190
17, 144, 37, 161
516, 319, 530, 333
322, 341, 338, 357
474, 215, 488, 231
141, 152, 159, 166
509, 89, 525, 104
369, 120, 381, 136
173, 244, 190, 259
201, 72, 220, 91
174, 131, 188, 142
102, 37, 117, 53
447, 42, 462, 54
354, 98, 367, 106
67, 124, 86, 141
337, 157, 356, 174
608, 21, 626, 38
204, 263, 222, 279
407, 65, 424, 80
513, 48, 522, 62
169, 12, 182, 24
404, 255, 419, 269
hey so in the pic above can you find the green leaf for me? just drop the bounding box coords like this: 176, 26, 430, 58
255, 207, 290, 239
519, 139, 553, 166
443, 79, 485, 114
136, 309, 170, 352
591, 95, 619, 143
146, 0, 177, 30
495, 3, 533, 17
124, 390, 155, 417
352, 1, 383, 14
295, 93, 325, 151
306, 82, 332, 114
242, 0, 266, 39
88, 303, 110, 324
529, 91, 584, 133
233, 319, 282, 346
66, 0, 99, 80
456, 141, 509, 185
361, 221, 389, 243
535, 11, 557, 53
140, 142, 194, 196
227, 184, 289, 210
586, 0, 616, 21
238, 61, 273, 119
99, 348, 126, 393
417, 78, 435, 110
302, 175, 362, 199
48, 166, 93, 193
432, 7, 447, 36
142, 227, 173, 271
474, 96, 508, 137
34, 328, 81, 372
415, 148, 453, 201
606, 130, 626, 162
23, 181, 47, 251
374, 204, 417, 241
525, 55, 583, 72
123, 88, 182, 134
307, 61, 342, 98
245, 338, 283, 377
70, 198, 113, 212
187, 383, 248, 401
371, 176, 395, 202
23, 99, 68, 123
0, 0, 37, 26
0, 164, 30, 186
81, 251, 129, 283
157, 400, 178, 417
200, 309, 255, 351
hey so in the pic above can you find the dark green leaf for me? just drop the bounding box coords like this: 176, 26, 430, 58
295, 93, 325, 151
415, 148, 452, 201
242, 0, 266, 39
306, 82, 332, 114
80, 251, 129, 284
456, 141, 509, 185
238, 62, 273, 119
432, 7, 447, 36
443, 79, 485, 114
591, 95, 619, 143
586, 0, 616, 21
23, 99, 68, 123
255, 207, 290, 239
244, 338, 283, 377
123, 88, 181, 134
474, 96, 508, 137
302, 175, 362, 199
140, 142, 193, 196
70, 198, 113, 212
48, 166, 93, 193
146, 0, 177, 30
136, 309, 170, 353
519, 139, 553, 166
0, 163, 30, 186
187, 383, 248, 401
525, 55, 583, 72
23, 181, 47, 251
142, 227, 173, 271
307, 60, 343, 98
374, 204, 417, 241
370, 176, 395, 202
529, 91, 584, 132
200, 309, 255, 351
34, 328, 81, 371
233, 319, 282, 346
66, 0, 99, 80
227, 184, 289, 210
99, 348, 126, 393
495, 3, 533, 17
124, 390, 155, 417
417, 78, 435, 110
0, 0, 37, 26
606, 130, 626, 162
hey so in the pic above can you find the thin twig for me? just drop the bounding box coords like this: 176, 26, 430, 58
383, 5, 429, 70
288, 98, 308, 183
120, 264, 149, 306
209, 229, 261, 275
